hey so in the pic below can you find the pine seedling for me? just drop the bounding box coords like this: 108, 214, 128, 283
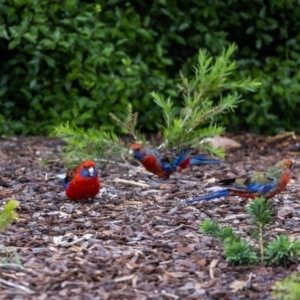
224, 239, 258, 266
200, 218, 239, 242
265, 235, 300, 267
200, 218, 220, 236
246, 197, 273, 263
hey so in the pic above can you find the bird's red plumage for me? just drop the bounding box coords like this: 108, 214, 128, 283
130, 143, 172, 178
177, 158, 190, 171
130, 143, 220, 178
65, 160, 100, 200
139, 155, 171, 178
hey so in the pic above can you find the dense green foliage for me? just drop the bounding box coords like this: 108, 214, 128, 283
0, 0, 299, 135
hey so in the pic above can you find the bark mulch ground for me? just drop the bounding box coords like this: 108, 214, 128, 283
0, 134, 300, 300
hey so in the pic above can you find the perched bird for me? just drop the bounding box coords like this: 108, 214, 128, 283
129, 143, 172, 178
63, 160, 100, 200
186, 159, 293, 204
129, 143, 221, 178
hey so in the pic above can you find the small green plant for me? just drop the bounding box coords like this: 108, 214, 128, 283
272, 274, 300, 300
246, 198, 273, 263
0, 200, 21, 266
1, 247, 22, 266
265, 235, 300, 267
0, 200, 19, 231
54, 44, 260, 162
200, 197, 300, 267
224, 239, 258, 265
201, 219, 238, 242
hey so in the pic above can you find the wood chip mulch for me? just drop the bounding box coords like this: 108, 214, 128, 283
0, 133, 300, 300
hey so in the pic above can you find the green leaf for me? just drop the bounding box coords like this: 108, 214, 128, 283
0, 200, 19, 231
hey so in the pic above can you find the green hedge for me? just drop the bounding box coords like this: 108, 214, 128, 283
0, 0, 299, 135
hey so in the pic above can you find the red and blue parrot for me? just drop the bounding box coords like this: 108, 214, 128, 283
129, 143, 221, 179
186, 158, 293, 204
63, 160, 100, 200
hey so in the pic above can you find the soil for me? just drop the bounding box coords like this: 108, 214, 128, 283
0, 134, 300, 300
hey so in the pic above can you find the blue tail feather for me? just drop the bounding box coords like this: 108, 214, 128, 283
185, 189, 229, 204
190, 156, 221, 166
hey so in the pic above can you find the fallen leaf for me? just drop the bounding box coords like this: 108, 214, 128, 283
230, 279, 248, 293
230, 273, 253, 292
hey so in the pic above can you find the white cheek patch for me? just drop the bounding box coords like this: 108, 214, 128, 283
129, 149, 134, 155
88, 167, 95, 176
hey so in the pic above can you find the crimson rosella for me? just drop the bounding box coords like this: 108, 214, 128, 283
129, 143, 221, 179
162, 148, 221, 172
129, 143, 172, 178
63, 160, 100, 200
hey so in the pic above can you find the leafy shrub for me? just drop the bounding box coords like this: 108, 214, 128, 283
1, 0, 300, 135
0, 0, 175, 135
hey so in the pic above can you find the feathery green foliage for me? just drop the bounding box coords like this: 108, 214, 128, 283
200, 197, 299, 267
54, 122, 130, 167
265, 235, 300, 267
247, 197, 273, 228
152, 44, 260, 155
247, 198, 273, 263
272, 274, 300, 300
0, 200, 19, 231
54, 44, 260, 161
109, 104, 140, 140
224, 240, 258, 266
200, 219, 238, 242
54, 103, 147, 165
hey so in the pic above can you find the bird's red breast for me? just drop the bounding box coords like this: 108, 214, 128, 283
65, 160, 100, 200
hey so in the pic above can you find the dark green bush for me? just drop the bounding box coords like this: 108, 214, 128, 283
1, 0, 300, 135
0, 0, 175, 134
